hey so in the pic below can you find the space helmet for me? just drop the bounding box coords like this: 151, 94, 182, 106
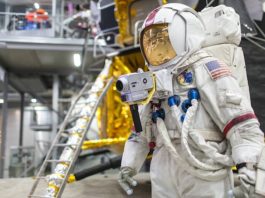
140, 3, 206, 71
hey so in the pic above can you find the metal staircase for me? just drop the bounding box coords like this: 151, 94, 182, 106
28, 76, 113, 198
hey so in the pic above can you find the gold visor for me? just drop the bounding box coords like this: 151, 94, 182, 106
141, 24, 176, 66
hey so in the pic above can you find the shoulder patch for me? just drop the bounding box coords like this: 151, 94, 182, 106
177, 68, 193, 86
205, 60, 232, 80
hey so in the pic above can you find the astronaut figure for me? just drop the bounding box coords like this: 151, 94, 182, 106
118, 3, 265, 198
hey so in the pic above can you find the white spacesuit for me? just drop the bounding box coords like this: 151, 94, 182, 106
118, 3, 265, 198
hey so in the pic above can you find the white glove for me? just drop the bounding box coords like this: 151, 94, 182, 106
118, 167, 138, 195
232, 167, 265, 198
228, 125, 265, 198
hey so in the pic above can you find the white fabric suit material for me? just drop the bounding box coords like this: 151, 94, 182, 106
121, 52, 233, 197
120, 50, 265, 197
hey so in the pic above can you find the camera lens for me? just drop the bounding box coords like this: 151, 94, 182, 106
116, 77, 129, 92
116, 80, 123, 91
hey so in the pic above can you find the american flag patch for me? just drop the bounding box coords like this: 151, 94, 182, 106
205, 60, 232, 80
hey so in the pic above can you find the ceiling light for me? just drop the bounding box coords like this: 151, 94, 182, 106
34, 2, 40, 9
0, 99, 4, 103
73, 53, 81, 67
31, 98, 37, 103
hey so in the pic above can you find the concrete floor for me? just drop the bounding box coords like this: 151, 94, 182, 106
0, 173, 151, 198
